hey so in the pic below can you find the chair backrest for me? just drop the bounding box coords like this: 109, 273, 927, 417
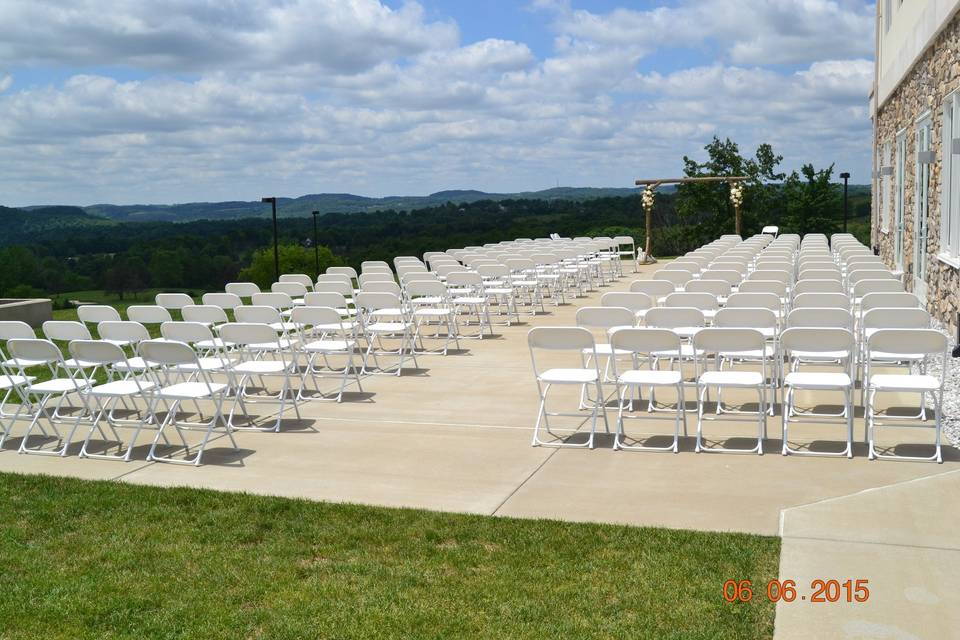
528, 326, 594, 351
747, 270, 791, 285
77, 305, 121, 324
780, 327, 855, 357
355, 291, 403, 312
160, 321, 216, 345
792, 293, 850, 309
0, 320, 36, 341
359, 273, 396, 285
361, 281, 402, 296
713, 307, 777, 329
251, 292, 293, 310
652, 270, 694, 288
290, 305, 343, 328
6, 338, 66, 368
644, 307, 706, 329
318, 273, 353, 285
609, 327, 680, 355
402, 272, 441, 285
446, 271, 483, 287
684, 279, 731, 298
693, 327, 765, 353
699, 269, 742, 286
182, 305, 229, 325
127, 305, 173, 324
664, 292, 719, 311
304, 291, 348, 308
663, 261, 701, 274
731, 280, 787, 297
793, 279, 846, 295
279, 273, 314, 288
724, 292, 780, 311
575, 306, 635, 330
234, 305, 282, 325
786, 308, 854, 329
867, 329, 948, 362
629, 280, 675, 297
600, 291, 654, 313
219, 322, 284, 348
860, 292, 920, 313
98, 321, 150, 344
68, 340, 130, 368
42, 320, 92, 342
140, 339, 202, 367
314, 281, 354, 297
848, 269, 896, 285
861, 307, 931, 329
225, 282, 262, 298
405, 280, 448, 299
797, 269, 841, 282
155, 293, 194, 310
327, 266, 358, 280
271, 282, 308, 297
852, 279, 904, 297
201, 292, 243, 310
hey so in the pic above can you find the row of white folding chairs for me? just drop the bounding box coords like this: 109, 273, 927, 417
528, 323, 948, 461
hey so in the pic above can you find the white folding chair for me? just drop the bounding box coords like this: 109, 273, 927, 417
156, 293, 194, 312
780, 328, 856, 458
692, 328, 768, 454
355, 292, 419, 375
290, 306, 362, 402
219, 322, 302, 432
69, 340, 157, 462
405, 280, 461, 355
609, 328, 686, 452
865, 329, 948, 463
139, 339, 235, 466
528, 327, 608, 449
8, 339, 89, 456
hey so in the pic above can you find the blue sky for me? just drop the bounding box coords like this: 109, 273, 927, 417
0, 0, 875, 206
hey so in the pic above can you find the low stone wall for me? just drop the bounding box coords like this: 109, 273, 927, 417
0, 299, 53, 328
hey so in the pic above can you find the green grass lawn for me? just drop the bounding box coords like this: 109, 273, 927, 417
0, 473, 779, 639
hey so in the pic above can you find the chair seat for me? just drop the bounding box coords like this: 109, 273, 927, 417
538, 368, 599, 384
414, 308, 452, 317
112, 357, 156, 372
87, 379, 157, 397
453, 297, 486, 305
303, 340, 355, 352
232, 360, 292, 375
791, 349, 849, 360
0, 374, 33, 389
652, 344, 704, 358
721, 345, 777, 359
29, 378, 89, 393
366, 322, 410, 333
698, 371, 763, 387
269, 322, 299, 332
618, 369, 682, 386
784, 371, 851, 389
869, 374, 940, 392
513, 280, 538, 287
155, 381, 228, 400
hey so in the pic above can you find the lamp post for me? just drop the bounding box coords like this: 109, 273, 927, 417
261, 197, 279, 282
840, 172, 850, 233
311, 210, 320, 279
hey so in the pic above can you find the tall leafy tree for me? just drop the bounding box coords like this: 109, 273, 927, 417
781, 164, 841, 237
239, 244, 343, 288
676, 137, 785, 242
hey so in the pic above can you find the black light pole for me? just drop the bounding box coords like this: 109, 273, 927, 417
840, 172, 850, 233
261, 197, 279, 282
311, 210, 320, 279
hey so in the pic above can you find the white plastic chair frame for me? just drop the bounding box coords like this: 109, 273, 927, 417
355, 292, 419, 376
528, 327, 609, 449
780, 328, 856, 458
864, 329, 948, 463
290, 306, 362, 402
609, 328, 686, 452
405, 280, 462, 356
692, 328, 768, 455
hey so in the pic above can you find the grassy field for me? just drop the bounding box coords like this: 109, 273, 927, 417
0, 473, 779, 639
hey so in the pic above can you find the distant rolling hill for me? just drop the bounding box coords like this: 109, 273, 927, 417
41, 187, 643, 222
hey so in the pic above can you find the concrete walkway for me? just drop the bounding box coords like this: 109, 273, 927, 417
0, 261, 956, 637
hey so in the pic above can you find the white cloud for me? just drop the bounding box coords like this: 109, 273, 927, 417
0, 73, 10, 93
0, 1, 876, 206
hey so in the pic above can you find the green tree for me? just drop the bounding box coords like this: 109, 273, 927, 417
781, 164, 841, 237
676, 137, 785, 242
239, 244, 344, 288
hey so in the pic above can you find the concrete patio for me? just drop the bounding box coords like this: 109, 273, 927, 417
0, 261, 956, 639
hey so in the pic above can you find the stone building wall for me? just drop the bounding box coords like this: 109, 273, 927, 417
873, 9, 960, 338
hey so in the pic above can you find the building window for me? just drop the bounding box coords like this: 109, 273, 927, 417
895, 131, 906, 269
915, 115, 932, 295
942, 91, 960, 261
882, 142, 892, 231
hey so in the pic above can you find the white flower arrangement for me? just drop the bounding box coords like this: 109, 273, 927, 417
729, 182, 744, 207
642, 186, 656, 211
